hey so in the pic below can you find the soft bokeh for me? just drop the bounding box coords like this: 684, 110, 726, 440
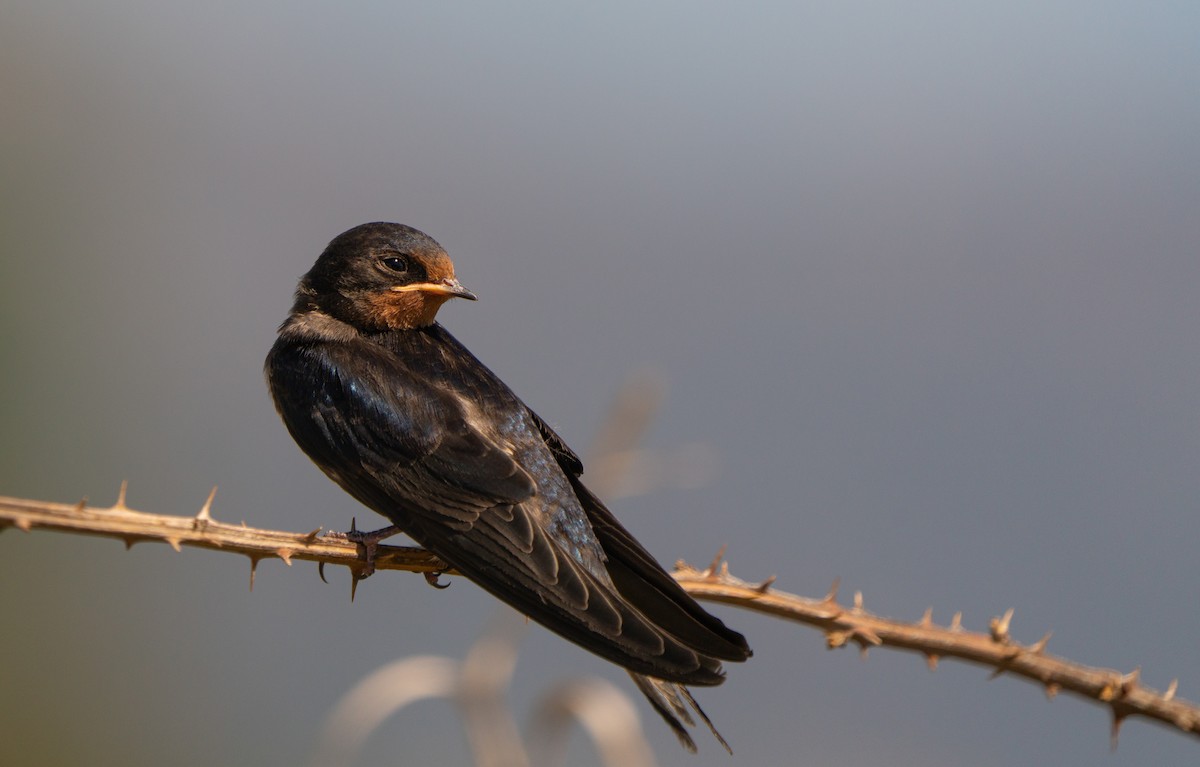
2, 3, 1198, 765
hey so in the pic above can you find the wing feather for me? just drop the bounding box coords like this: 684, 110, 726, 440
267, 333, 727, 683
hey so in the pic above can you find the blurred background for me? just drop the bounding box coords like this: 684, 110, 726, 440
2, 2, 1198, 765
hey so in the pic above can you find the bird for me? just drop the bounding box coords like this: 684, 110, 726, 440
265, 222, 751, 751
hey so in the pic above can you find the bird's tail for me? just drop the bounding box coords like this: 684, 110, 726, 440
628, 672, 732, 754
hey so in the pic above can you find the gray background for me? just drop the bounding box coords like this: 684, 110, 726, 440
2, 2, 1198, 765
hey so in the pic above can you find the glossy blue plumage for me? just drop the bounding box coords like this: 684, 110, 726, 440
265, 222, 750, 751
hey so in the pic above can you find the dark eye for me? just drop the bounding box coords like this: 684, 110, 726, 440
380, 255, 409, 272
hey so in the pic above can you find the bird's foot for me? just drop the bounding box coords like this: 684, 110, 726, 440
321, 519, 451, 597
341, 518, 403, 580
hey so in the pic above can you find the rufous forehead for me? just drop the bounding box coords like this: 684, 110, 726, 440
421, 251, 457, 282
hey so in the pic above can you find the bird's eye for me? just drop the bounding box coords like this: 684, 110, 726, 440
380, 255, 409, 273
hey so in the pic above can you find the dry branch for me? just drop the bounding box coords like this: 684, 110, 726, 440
1, 488, 1196, 746
0, 485, 450, 587
673, 562, 1200, 745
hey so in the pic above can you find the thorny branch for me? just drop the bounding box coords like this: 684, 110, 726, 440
1, 487, 1197, 747
673, 562, 1200, 746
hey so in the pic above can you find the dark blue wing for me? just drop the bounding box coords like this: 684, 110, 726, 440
266, 331, 728, 684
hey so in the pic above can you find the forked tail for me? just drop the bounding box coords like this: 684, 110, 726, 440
628, 673, 732, 754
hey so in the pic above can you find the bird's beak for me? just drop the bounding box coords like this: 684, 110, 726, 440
391, 278, 478, 301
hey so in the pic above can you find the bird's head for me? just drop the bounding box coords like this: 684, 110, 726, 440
295, 222, 477, 330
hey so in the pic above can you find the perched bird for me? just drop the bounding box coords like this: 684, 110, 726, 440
266, 222, 751, 751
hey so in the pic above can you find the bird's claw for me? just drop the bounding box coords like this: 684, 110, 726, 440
343, 519, 402, 576
424, 571, 451, 590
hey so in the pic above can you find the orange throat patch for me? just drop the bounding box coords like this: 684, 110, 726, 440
364, 289, 450, 329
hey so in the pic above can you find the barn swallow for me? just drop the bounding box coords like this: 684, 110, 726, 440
265, 222, 751, 751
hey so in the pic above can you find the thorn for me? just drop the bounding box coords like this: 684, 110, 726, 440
249, 556, 260, 592
754, 575, 777, 594
74, 497, 88, 513
1110, 710, 1126, 751
989, 608, 1014, 642
950, 612, 963, 631
194, 486, 217, 524
165, 537, 182, 553
1030, 631, 1052, 655
275, 548, 294, 566
1118, 668, 1140, 697
925, 653, 939, 671
14, 517, 32, 532
822, 578, 841, 604
122, 536, 139, 550
112, 480, 129, 511
424, 571, 451, 589
350, 571, 362, 602
1045, 683, 1060, 699
852, 591, 863, 611
318, 562, 328, 583
1165, 679, 1178, 701
920, 607, 933, 628
826, 630, 849, 649
852, 627, 882, 647
703, 545, 728, 578
349, 516, 359, 534
302, 527, 323, 544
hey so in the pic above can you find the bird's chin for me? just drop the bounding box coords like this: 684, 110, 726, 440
366, 290, 449, 329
